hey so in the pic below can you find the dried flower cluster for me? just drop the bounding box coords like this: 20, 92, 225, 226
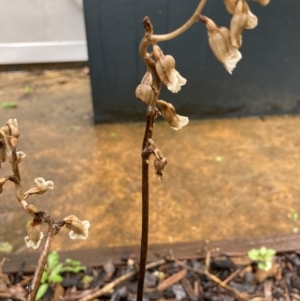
201, 0, 270, 74
0, 119, 90, 251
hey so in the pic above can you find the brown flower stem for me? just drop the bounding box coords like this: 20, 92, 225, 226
137, 1, 208, 300
137, 106, 156, 301
150, 0, 208, 43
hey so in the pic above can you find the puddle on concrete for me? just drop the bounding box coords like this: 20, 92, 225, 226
0, 70, 299, 254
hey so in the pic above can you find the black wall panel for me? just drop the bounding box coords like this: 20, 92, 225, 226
83, 0, 300, 123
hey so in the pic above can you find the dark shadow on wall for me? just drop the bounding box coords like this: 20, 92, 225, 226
83, 0, 300, 123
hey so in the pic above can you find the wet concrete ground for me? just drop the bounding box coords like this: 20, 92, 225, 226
0, 69, 299, 254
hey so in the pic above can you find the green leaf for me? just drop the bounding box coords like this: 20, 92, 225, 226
247, 248, 260, 260
0, 241, 13, 253
65, 258, 82, 267
24, 85, 32, 94
1, 101, 18, 109
36, 283, 49, 301
293, 212, 299, 222
49, 274, 63, 283
41, 271, 48, 284
47, 251, 59, 269
257, 262, 268, 271
265, 249, 276, 258
81, 275, 94, 286
259, 246, 267, 256
49, 262, 63, 280
60, 266, 86, 274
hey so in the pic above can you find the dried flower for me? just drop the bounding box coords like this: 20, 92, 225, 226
223, 0, 237, 14
64, 215, 90, 240
200, 15, 242, 74
23, 177, 54, 198
16, 151, 26, 163
0, 177, 8, 194
154, 158, 167, 180
230, 0, 248, 48
24, 220, 44, 249
9, 151, 26, 164
135, 70, 155, 106
224, 0, 258, 30
157, 100, 189, 130
6, 119, 20, 147
153, 45, 186, 93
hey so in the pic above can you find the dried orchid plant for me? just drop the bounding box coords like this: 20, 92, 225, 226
135, 0, 270, 300
0, 119, 90, 301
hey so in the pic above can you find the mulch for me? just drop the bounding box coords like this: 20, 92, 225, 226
2, 250, 300, 301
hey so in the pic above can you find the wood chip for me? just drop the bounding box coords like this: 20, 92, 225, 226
157, 269, 187, 291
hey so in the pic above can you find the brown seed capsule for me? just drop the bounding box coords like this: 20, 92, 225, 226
135, 84, 155, 106
25, 220, 44, 249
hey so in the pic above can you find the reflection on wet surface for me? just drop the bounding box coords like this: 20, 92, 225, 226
0, 70, 299, 253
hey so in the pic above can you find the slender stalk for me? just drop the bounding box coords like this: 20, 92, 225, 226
137, 106, 156, 301
136, 1, 208, 300
150, 0, 208, 43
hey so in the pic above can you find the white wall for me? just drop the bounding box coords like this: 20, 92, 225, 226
0, 0, 88, 64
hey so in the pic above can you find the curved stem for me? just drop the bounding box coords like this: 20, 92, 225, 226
150, 0, 208, 43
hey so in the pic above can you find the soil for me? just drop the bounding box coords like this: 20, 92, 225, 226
2, 68, 300, 300
1, 68, 300, 253
2, 250, 300, 301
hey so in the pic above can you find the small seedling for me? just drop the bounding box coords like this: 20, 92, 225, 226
1, 101, 18, 109
247, 246, 276, 271
36, 251, 86, 301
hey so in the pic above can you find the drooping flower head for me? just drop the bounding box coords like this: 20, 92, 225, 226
200, 15, 242, 74
24, 220, 44, 249
230, 0, 249, 48
23, 177, 54, 198
64, 215, 90, 240
157, 100, 189, 130
153, 45, 187, 93
223, 0, 258, 30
